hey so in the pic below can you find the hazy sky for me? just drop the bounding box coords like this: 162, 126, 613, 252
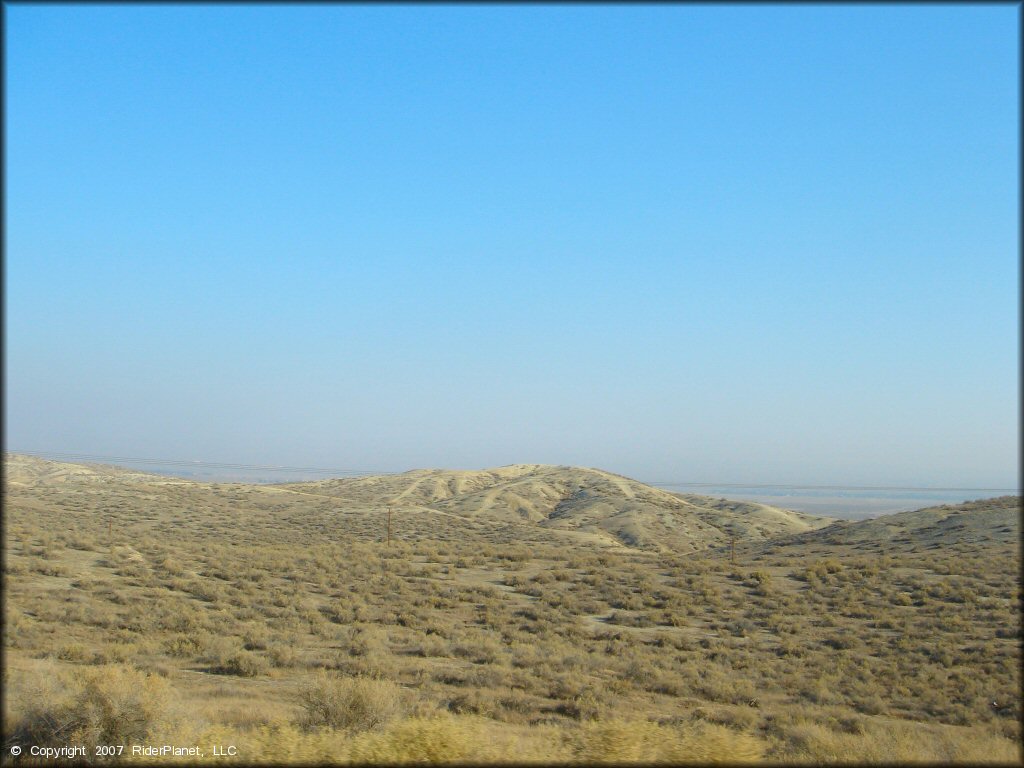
5, 5, 1019, 487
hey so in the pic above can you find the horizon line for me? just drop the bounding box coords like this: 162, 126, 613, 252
5, 449, 1019, 495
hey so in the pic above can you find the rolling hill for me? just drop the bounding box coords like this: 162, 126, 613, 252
4, 455, 833, 553
744, 494, 1020, 557
275, 464, 836, 552
10, 454, 1014, 556
4, 453, 190, 487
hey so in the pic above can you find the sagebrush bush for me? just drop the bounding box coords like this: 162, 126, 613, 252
220, 650, 268, 678
268, 643, 300, 668
298, 673, 403, 732
6, 663, 194, 750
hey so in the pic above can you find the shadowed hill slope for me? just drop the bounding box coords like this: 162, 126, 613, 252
672, 494, 835, 542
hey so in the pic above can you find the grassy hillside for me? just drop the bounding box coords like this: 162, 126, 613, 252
3, 454, 1020, 764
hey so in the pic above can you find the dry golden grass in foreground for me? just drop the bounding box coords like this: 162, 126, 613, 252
3, 456, 1021, 764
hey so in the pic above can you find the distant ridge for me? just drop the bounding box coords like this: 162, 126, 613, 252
756, 495, 1021, 554
8, 453, 1014, 555
4, 453, 834, 552
12, 450, 1015, 493
3, 452, 189, 486
274, 464, 835, 552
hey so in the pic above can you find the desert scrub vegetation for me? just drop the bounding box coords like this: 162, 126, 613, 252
4, 468, 1020, 763
15, 677, 1013, 768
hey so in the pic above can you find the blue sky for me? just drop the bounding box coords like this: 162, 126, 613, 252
5, 4, 1018, 487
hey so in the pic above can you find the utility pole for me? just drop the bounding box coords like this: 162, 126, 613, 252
386, 505, 392, 547
730, 535, 736, 565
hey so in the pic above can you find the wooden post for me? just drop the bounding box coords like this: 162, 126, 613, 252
387, 505, 392, 547
730, 535, 736, 565
108, 519, 113, 551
